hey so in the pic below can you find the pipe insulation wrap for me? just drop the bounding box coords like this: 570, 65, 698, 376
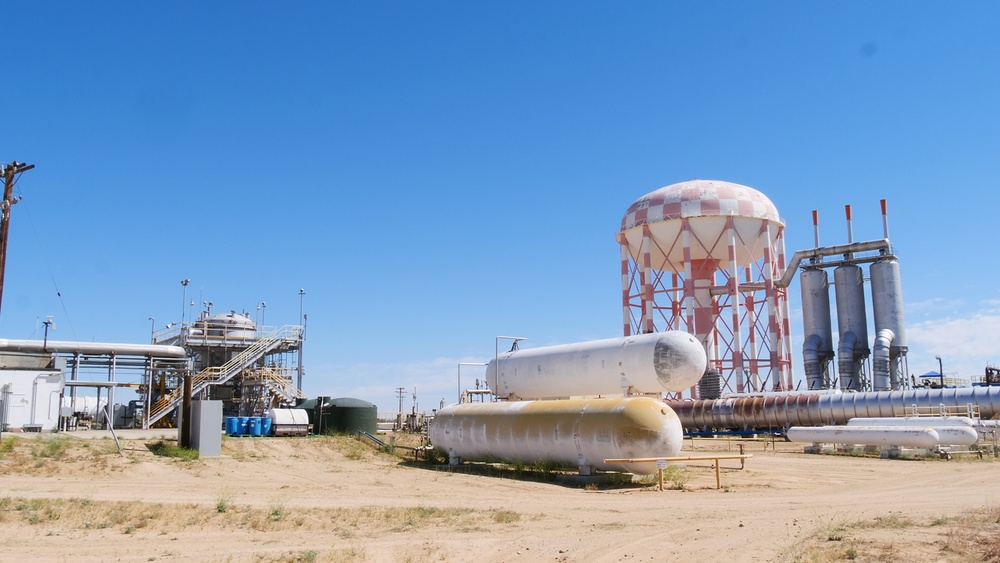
802, 334, 825, 390
668, 387, 1000, 431
872, 329, 895, 391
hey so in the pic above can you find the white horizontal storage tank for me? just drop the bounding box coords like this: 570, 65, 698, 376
846, 416, 975, 428
428, 396, 684, 475
787, 425, 978, 447
266, 408, 310, 436
486, 331, 706, 400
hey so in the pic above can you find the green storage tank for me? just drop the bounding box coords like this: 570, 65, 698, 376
297, 397, 377, 435
328, 397, 378, 435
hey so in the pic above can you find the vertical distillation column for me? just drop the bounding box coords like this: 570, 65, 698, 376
801, 211, 834, 389
801, 269, 834, 389
835, 205, 870, 391
870, 199, 907, 390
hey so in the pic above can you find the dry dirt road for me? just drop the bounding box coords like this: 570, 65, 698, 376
1, 431, 998, 562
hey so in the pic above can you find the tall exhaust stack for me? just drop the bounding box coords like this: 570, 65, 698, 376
870, 199, 907, 390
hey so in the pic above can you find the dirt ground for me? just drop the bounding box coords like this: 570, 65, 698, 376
1, 429, 999, 563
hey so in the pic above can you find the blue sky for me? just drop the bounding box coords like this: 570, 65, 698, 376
2, 3, 999, 413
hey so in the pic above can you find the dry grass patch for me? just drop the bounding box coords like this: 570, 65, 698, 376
0, 434, 138, 475
781, 506, 1000, 562
0, 495, 528, 539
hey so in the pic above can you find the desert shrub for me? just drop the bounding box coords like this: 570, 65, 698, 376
31, 436, 72, 460
146, 440, 198, 461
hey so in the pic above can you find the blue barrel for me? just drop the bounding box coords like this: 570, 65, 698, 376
260, 417, 273, 436
248, 416, 262, 436
225, 416, 239, 436
238, 417, 250, 436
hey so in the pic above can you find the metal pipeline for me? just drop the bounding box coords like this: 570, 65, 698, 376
666, 386, 1000, 431
871, 329, 895, 391
0, 339, 187, 358
802, 334, 825, 390
777, 239, 891, 288
837, 331, 860, 390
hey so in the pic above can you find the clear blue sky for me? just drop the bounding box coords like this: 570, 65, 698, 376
3, 3, 999, 413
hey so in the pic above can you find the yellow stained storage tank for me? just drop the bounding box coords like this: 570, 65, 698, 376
428, 396, 683, 475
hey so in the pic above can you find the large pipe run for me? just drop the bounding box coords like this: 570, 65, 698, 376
0, 339, 187, 358
777, 239, 891, 288
667, 387, 1000, 431
871, 329, 895, 391
836, 331, 860, 390
802, 334, 825, 390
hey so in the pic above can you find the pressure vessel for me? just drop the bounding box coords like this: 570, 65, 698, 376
428, 396, 683, 475
486, 331, 707, 400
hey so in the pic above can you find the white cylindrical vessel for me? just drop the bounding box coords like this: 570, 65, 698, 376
428, 397, 684, 475
787, 425, 978, 447
847, 416, 975, 428
266, 408, 310, 436
786, 426, 940, 448
486, 331, 706, 400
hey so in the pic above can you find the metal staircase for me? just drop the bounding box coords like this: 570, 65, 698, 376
146, 325, 302, 426
255, 367, 305, 403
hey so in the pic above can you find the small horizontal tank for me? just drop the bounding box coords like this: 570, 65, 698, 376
486, 331, 706, 400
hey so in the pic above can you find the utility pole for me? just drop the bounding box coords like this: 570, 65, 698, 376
0, 161, 34, 318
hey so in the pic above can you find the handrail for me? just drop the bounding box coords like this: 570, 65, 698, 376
604, 454, 753, 490
255, 367, 305, 401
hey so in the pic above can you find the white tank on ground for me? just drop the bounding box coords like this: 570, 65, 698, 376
847, 416, 975, 428
787, 425, 978, 447
486, 331, 707, 400
266, 408, 310, 436
428, 396, 684, 475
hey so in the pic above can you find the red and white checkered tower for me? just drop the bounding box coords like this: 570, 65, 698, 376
616, 180, 793, 396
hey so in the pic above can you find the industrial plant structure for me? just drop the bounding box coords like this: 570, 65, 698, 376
147, 308, 305, 427
0, 304, 306, 433
0, 339, 188, 431
432, 179, 1000, 469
